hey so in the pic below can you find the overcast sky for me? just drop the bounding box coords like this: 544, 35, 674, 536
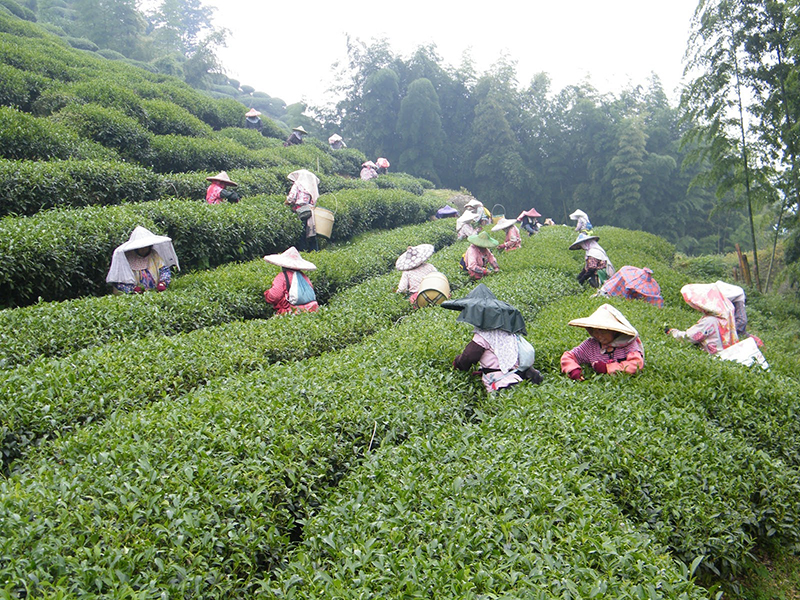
206, 0, 700, 109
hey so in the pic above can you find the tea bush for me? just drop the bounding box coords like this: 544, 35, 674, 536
0, 63, 48, 111
139, 98, 213, 137
50, 102, 153, 162
0, 158, 164, 215
274, 393, 709, 599
146, 134, 266, 172
0, 105, 116, 161
0, 219, 456, 367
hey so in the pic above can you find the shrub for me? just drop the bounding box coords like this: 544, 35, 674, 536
0, 63, 48, 110
96, 48, 125, 60
260, 115, 288, 140
140, 98, 212, 137
0, 219, 457, 373
65, 36, 97, 51
0, 33, 78, 80
50, 102, 153, 162
0, 189, 440, 306
215, 127, 278, 150
328, 147, 367, 176
0, 0, 35, 21
0, 158, 164, 215
0, 105, 115, 160
147, 134, 265, 173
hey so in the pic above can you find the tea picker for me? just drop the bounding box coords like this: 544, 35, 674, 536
205, 171, 240, 204
394, 244, 440, 307
106, 226, 180, 294
443, 284, 543, 393
263, 247, 319, 315
561, 303, 645, 381
285, 169, 320, 252
569, 232, 614, 288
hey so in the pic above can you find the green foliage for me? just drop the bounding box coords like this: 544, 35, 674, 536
672, 252, 730, 281
146, 133, 263, 172
0, 63, 48, 111
0, 105, 116, 160
64, 35, 97, 50
0, 158, 164, 215
50, 102, 153, 161
0, 222, 458, 465
0, 0, 35, 21
0, 189, 441, 306
139, 97, 212, 137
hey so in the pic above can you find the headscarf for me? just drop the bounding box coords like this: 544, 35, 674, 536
106, 226, 180, 284
287, 169, 320, 204
476, 328, 518, 373
581, 239, 609, 262
681, 283, 738, 348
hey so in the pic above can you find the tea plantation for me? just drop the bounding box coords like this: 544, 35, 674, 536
2, 8, 800, 599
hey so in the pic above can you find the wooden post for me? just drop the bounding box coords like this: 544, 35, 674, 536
736, 244, 752, 287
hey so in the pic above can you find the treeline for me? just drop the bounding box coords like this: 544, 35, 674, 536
320, 40, 732, 256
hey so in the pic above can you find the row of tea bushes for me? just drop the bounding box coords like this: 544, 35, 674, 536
0, 219, 457, 368
0, 105, 116, 161
0, 316, 480, 597
0, 158, 164, 216
0, 25, 248, 131
0, 239, 470, 470
0, 157, 431, 217
3, 225, 791, 594
0, 250, 585, 597
271, 391, 710, 599
0, 189, 442, 307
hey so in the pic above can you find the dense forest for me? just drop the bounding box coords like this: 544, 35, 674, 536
2, 0, 800, 294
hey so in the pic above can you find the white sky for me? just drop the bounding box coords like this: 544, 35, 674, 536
207, 0, 700, 110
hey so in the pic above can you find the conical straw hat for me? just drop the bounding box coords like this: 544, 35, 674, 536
467, 231, 499, 248
206, 171, 237, 186
568, 303, 638, 338
492, 217, 518, 231
395, 244, 435, 271
568, 232, 599, 250
263, 246, 317, 271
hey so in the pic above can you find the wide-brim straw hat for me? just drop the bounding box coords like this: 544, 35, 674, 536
376, 157, 390, 168
362, 160, 377, 168
467, 231, 499, 248
292, 126, 308, 134
569, 209, 588, 221
464, 199, 482, 210
517, 208, 541, 219
206, 171, 237, 186
492, 217, 518, 231
263, 246, 317, 271
568, 303, 638, 338
116, 225, 173, 253
328, 134, 343, 143
569, 232, 599, 250
245, 108, 261, 117
441, 283, 526, 334
395, 244, 435, 271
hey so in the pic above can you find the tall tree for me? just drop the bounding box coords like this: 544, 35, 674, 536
146, 0, 215, 56
395, 78, 445, 186
682, 0, 766, 290
609, 116, 647, 226
72, 0, 144, 56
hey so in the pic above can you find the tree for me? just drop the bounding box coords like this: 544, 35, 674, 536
682, 0, 765, 290
72, 0, 145, 56
146, 0, 215, 56
395, 78, 445, 185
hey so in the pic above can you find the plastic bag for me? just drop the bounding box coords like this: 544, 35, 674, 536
288, 271, 316, 305
517, 335, 536, 370
716, 337, 769, 370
